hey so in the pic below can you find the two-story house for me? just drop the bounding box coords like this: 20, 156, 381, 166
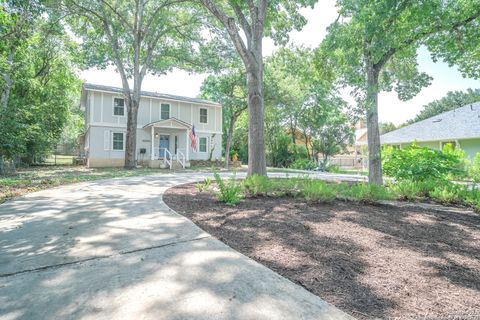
80, 83, 222, 168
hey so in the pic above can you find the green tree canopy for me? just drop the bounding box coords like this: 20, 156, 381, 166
322, 0, 480, 184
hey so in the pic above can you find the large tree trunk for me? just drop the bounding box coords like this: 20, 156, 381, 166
246, 64, 267, 176
225, 114, 237, 169
124, 98, 139, 169
366, 65, 383, 185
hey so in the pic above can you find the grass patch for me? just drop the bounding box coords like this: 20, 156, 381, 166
212, 175, 480, 212
0, 166, 164, 203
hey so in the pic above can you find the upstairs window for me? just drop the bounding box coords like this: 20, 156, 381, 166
113, 98, 125, 116
200, 108, 208, 123
112, 132, 124, 151
161, 104, 170, 120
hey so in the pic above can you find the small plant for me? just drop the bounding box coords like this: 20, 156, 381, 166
302, 180, 336, 203
196, 177, 212, 192
213, 172, 242, 206
243, 175, 272, 196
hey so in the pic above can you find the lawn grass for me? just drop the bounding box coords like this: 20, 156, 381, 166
0, 166, 164, 203
209, 175, 480, 212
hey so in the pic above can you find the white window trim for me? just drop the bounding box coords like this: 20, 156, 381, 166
160, 103, 170, 120
198, 136, 208, 153
111, 132, 125, 151
113, 96, 126, 117
199, 107, 208, 124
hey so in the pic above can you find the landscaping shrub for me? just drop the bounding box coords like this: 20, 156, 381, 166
343, 183, 393, 202
468, 153, 480, 182
301, 180, 337, 203
390, 179, 438, 200
243, 174, 272, 196
382, 144, 465, 182
213, 173, 242, 206
289, 158, 317, 170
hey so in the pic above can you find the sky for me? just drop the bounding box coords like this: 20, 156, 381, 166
81, 0, 479, 125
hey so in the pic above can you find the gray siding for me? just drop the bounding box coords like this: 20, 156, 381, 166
85, 89, 223, 163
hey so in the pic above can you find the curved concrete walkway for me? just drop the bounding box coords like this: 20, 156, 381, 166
0, 172, 354, 320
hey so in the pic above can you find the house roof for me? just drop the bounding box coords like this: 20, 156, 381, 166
83, 83, 221, 107
142, 117, 192, 129
381, 102, 480, 144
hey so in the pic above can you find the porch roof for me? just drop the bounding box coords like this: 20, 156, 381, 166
143, 117, 192, 130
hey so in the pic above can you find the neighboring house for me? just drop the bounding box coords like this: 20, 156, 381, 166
80, 83, 222, 168
381, 102, 480, 160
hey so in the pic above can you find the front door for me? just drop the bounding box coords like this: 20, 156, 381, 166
159, 135, 170, 159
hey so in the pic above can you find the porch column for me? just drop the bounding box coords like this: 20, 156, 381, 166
185, 129, 189, 161
151, 126, 155, 160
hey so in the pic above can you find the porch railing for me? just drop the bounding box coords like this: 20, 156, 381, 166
159, 148, 172, 169
177, 149, 186, 169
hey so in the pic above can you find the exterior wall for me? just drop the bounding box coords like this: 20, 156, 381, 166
86, 90, 222, 131
84, 89, 222, 167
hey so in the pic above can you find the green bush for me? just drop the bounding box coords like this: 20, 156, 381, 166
243, 175, 272, 196
390, 179, 438, 200
213, 173, 242, 206
289, 158, 317, 170
468, 153, 480, 182
382, 144, 465, 182
301, 180, 337, 202
343, 183, 394, 202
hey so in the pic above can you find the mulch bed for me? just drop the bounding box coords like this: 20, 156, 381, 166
164, 183, 480, 319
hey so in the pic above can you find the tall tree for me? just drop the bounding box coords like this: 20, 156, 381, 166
62, 0, 202, 168
323, 0, 480, 184
200, 68, 247, 169
0, 5, 80, 172
198, 0, 317, 176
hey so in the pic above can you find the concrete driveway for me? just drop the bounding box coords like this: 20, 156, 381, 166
0, 172, 354, 320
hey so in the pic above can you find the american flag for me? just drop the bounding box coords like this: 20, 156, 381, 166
189, 125, 197, 151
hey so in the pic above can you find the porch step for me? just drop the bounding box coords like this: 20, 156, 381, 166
159, 160, 189, 170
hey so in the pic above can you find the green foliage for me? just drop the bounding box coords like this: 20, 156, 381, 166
382, 144, 465, 182
0, 7, 81, 169
343, 183, 394, 202
289, 158, 317, 171
301, 180, 336, 203
379, 122, 397, 134
389, 179, 438, 200
213, 173, 242, 206
468, 153, 480, 182
243, 175, 272, 197
196, 177, 212, 192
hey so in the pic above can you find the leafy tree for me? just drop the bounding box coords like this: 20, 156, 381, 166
427, 6, 480, 79
61, 0, 203, 168
0, 6, 80, 172
200, 68, 247, 168
407, 89, 480, 124
379, 122, 397, 134
322, 0, 480, 184
198, 0, 317, 176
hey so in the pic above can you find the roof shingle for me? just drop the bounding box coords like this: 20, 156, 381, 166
83, 83, 221, 106
381, 102, 480, 144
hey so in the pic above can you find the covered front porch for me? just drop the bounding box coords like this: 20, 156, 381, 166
143, 118, 192, 169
